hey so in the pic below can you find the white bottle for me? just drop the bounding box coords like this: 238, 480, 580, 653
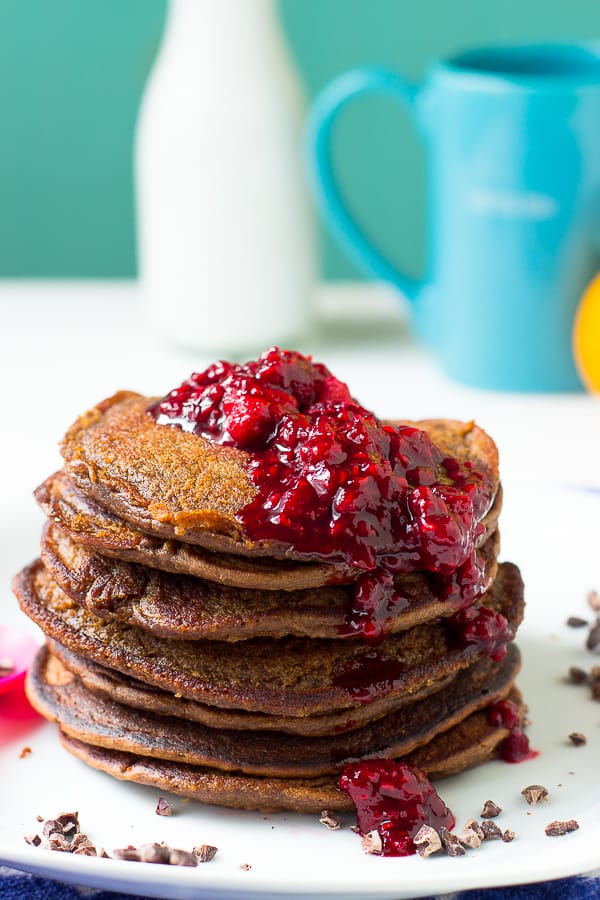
136, 0, 315, 354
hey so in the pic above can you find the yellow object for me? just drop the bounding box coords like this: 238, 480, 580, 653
573, 272, 600, 392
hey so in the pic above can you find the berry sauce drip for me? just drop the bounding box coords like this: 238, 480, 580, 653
488, 699, 538, 763
148, 348, 495, 643
448, 606, 513, 662
339, 760, 455, 857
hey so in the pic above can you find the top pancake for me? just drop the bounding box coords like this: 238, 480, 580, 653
60, 392, 500, 562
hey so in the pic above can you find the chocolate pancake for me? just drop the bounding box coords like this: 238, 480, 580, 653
27, 644, 521, 778
40, 522, 500, 641
36, 471, 502, 592
47, 638, 455, 736
14, 560, 524, 721
58, 687, 525, 813
60, 393, 499, 561
35, 471, 338, 591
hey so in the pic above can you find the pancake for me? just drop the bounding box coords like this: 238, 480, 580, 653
40, 521, 500, 641
13, 560, 524, 721
36, 471, 502, 593
27, 644, 521, 778
60, 393, 499, 561
58, 687, 525, 813
35, 471, 339, 591
46, 638, 455, 737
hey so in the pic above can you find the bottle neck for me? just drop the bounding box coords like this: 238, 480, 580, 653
164, 0, 280, 48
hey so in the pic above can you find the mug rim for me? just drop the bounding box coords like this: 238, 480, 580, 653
436, 42, 600, 89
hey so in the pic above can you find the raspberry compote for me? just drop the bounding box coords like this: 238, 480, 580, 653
339, 760, 455, 856
488, 699, 537, 763
148, 348, 496, 644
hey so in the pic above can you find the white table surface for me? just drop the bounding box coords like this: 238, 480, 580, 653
0, 278, 598, 637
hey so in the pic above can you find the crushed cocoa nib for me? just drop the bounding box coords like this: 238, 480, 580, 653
19, 747, 31, 760
592, 680, 600, 701
24, 834, 41, 847
521, 784, 549, 805
586, 619, 600, 652
502, 829, 515, 843
439, 827, 465, 856
46, 834, 72, 853
360, 830, 383, 855
42, 819, 65, 838
155, 797, 173, 817
587, 590, 600, 612
480, 800, 502, 818
480, 821, 502, 840
567, 616, 589, 628
167, 848, 197, 867
568, 732, 587, 746
568, 666, 589, 685
350, 824, 360, 834
112, 845, 141, 862
459, 820, 484, 849
0, 658, 15, 678
413, 824, 442, 857
545, 819, 579, 836
193, 844, 218, 863
239, 863, 252, 871
113, 842, 200, 867
55, 812, 79, 836
319, 810, 341, 830
27, 812, 100, 857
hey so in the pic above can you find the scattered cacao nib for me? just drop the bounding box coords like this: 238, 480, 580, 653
113, 842, 198, 867
55, 812, 79, 836
545, 819, 579, 837
319, 810, 341, 830
24, 834, 41, 847
155, 797, 172, 817
568, 666, 589, 685
587, 590, 600, 612
480, 821, 502, 840
586, 619, 600, 652
350, 824, 360, 834
480, 800, 502, 819
193, 844, 218, 863
521, 784, 549, 805
42, 819, 64, 838
138, 843, 170, 863
360, 830, 383, 855
239, 863, 252, 871
567, 616, 589, 628
459, 820, 484, 849
439, 827, 466, 857
568, 732, 587, 746
166, 848, 197, 867
413, 824, 442, 857
502, 829, 515, 843
46, 834, 71, 853
36, 815, 44, 823
0, 658, 15, 678
19, 747, 31, 760
592, 680, 600, 701
112, 845, 141, 862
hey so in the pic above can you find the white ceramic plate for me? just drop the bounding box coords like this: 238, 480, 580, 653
1, 485, 600, 899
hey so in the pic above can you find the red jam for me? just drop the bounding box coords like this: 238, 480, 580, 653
339, 760, 455, 856
488, 699, 538, 763
448, 606, 513, 662
148, 348, 495, 642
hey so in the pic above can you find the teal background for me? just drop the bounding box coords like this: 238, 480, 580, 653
0, 0, 599, 279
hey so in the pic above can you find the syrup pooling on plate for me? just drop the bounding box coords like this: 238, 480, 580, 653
339, 759, 455, 856
148, 348, 495, 643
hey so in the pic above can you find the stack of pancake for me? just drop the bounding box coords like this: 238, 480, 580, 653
13, 389, 526, 813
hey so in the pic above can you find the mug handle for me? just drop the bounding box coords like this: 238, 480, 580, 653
306, 66, 424, 303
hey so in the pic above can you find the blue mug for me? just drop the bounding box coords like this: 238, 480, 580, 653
307, 44, 600, 391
